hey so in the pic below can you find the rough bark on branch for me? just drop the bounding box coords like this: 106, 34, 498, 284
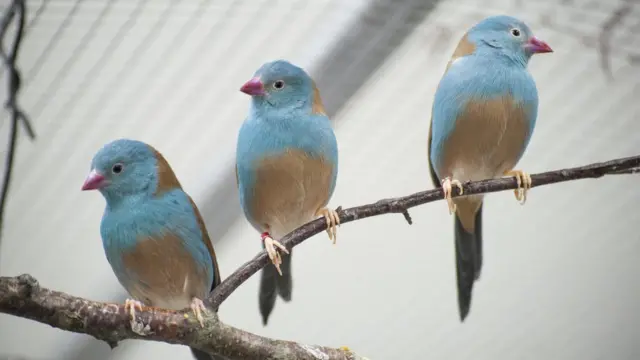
0, 275, 365, 360
0, 155, 638, 359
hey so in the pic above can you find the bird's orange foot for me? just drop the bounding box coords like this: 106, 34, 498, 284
190, 297, 208, 327
261, 232, 289, 276
441, 177, 464, 214
504, 169, 532, 204
316, 207, 340, 244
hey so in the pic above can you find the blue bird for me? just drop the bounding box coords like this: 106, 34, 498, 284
236, 60, 339, 325
427, 15, 552, 321
82, 139, 222, 360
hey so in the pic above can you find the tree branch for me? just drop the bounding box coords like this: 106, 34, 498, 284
0, 274, 366, 360
0, 155, 638, 359
208, 154, 640, 308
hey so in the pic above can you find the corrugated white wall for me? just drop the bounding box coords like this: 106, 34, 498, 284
0, 0, 638, 359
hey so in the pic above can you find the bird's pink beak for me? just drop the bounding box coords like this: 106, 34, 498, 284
525, 36, 553, 54
81, 169, 107, 191
240, 77, 265, 96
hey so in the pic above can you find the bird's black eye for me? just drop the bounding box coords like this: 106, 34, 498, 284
511, 28, 521, 37
272, 80, 285, 90
112, 163, 123, 174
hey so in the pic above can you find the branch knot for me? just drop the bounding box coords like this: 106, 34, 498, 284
14, 273, 38, 298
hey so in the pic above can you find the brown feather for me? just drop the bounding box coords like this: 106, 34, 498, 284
311, 81, 327, 116
121, 233, 210, 309
440, 96, 531, 231
152, 147, 219, 286
188, 196, 221, 288
445, 34, 476, 73
249, 149, 334, 238
152, 148, 182, 196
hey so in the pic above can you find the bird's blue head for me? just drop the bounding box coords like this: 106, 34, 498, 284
239, 60, 321, 114
467, 15, 553, 65
82, 139, 159, 204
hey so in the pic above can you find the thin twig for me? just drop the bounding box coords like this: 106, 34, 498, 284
208, 154, 640, 308
597, 0, 632, 79
0, 0, 35, 245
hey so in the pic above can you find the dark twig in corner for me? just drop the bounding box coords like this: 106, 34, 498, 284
0, 0, 36, 243
597, 0, 632, 79
208, 154, 640, 308
0, 155, 638, 359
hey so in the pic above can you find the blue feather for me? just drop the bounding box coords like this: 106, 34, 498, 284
100, 189, 214, 288
430, 16, 541, 175
429, 55, 539, 172
87, 139, 215, 294
427, 15, 551, 322
236, 60, 338, 225
235, 60, 339, 326
237, 112, 338, 208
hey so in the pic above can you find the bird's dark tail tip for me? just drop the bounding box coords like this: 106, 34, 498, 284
458, 301, 471, 322
454, 206, 483, 322
259, 248, 293, 325
259, 261, 278, 326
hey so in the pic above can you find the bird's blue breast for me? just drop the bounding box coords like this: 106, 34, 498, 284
430, 55, 539, 169
236, 108, 338, 224
100, 189, 214, 288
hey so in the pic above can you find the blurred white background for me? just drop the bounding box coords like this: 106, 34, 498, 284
0, 0, 639, 359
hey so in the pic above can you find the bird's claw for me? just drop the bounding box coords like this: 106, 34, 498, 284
124, 298, 144, 323
124, 298, 151, 335
190, 297, 208, 327
261, 232, 289, 276
441, 177, 464, 214
505, 169, 532, 204
316, 207, 341, 244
